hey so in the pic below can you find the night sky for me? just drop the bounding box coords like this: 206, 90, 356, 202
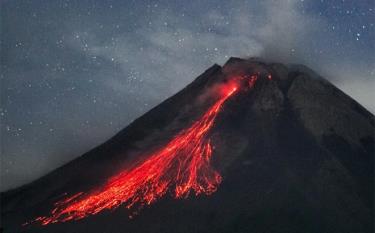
1, 0, 374, 191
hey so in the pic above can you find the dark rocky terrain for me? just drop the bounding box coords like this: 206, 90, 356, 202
1, 57, 374, 233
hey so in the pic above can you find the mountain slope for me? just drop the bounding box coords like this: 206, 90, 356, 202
1, 57, 374, 233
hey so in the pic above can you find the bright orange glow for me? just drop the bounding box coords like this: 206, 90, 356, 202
30, 81, 241, 226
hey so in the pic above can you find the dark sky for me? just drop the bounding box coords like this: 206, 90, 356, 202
1, 0, 374, 191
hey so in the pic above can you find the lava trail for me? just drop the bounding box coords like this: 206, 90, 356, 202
31, 81, 240, 225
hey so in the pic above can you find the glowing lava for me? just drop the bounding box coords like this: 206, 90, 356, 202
31, 81, 241, 225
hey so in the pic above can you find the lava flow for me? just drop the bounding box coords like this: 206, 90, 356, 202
30, 78, 249, 226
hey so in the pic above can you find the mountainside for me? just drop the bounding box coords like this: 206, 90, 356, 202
1, 57, 374, 233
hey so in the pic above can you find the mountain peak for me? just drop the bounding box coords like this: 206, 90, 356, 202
2, 58, 374, 233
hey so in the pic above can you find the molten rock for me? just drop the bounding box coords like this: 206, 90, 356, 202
1, 58, 374, 233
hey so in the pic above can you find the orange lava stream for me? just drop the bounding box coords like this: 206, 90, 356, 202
33, 82, 239, 225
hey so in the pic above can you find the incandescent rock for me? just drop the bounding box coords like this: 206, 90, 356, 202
1, 57, 373, 233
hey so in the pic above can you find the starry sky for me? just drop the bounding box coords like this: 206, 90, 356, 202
1, 0, 374, 191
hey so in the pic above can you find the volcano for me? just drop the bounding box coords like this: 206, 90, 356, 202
1, 58, 374, 233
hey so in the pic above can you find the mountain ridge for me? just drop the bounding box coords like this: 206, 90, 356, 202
2, 57, 374, 233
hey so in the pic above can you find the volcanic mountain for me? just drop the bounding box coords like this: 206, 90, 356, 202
1, 58, 374, 233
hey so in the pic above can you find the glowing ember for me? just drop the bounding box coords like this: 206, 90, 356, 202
30, 80, 242, 226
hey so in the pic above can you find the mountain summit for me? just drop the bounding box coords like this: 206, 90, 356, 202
2, 58, 374, 233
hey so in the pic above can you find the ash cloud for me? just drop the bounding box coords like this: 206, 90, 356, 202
71, 0, 374, 111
